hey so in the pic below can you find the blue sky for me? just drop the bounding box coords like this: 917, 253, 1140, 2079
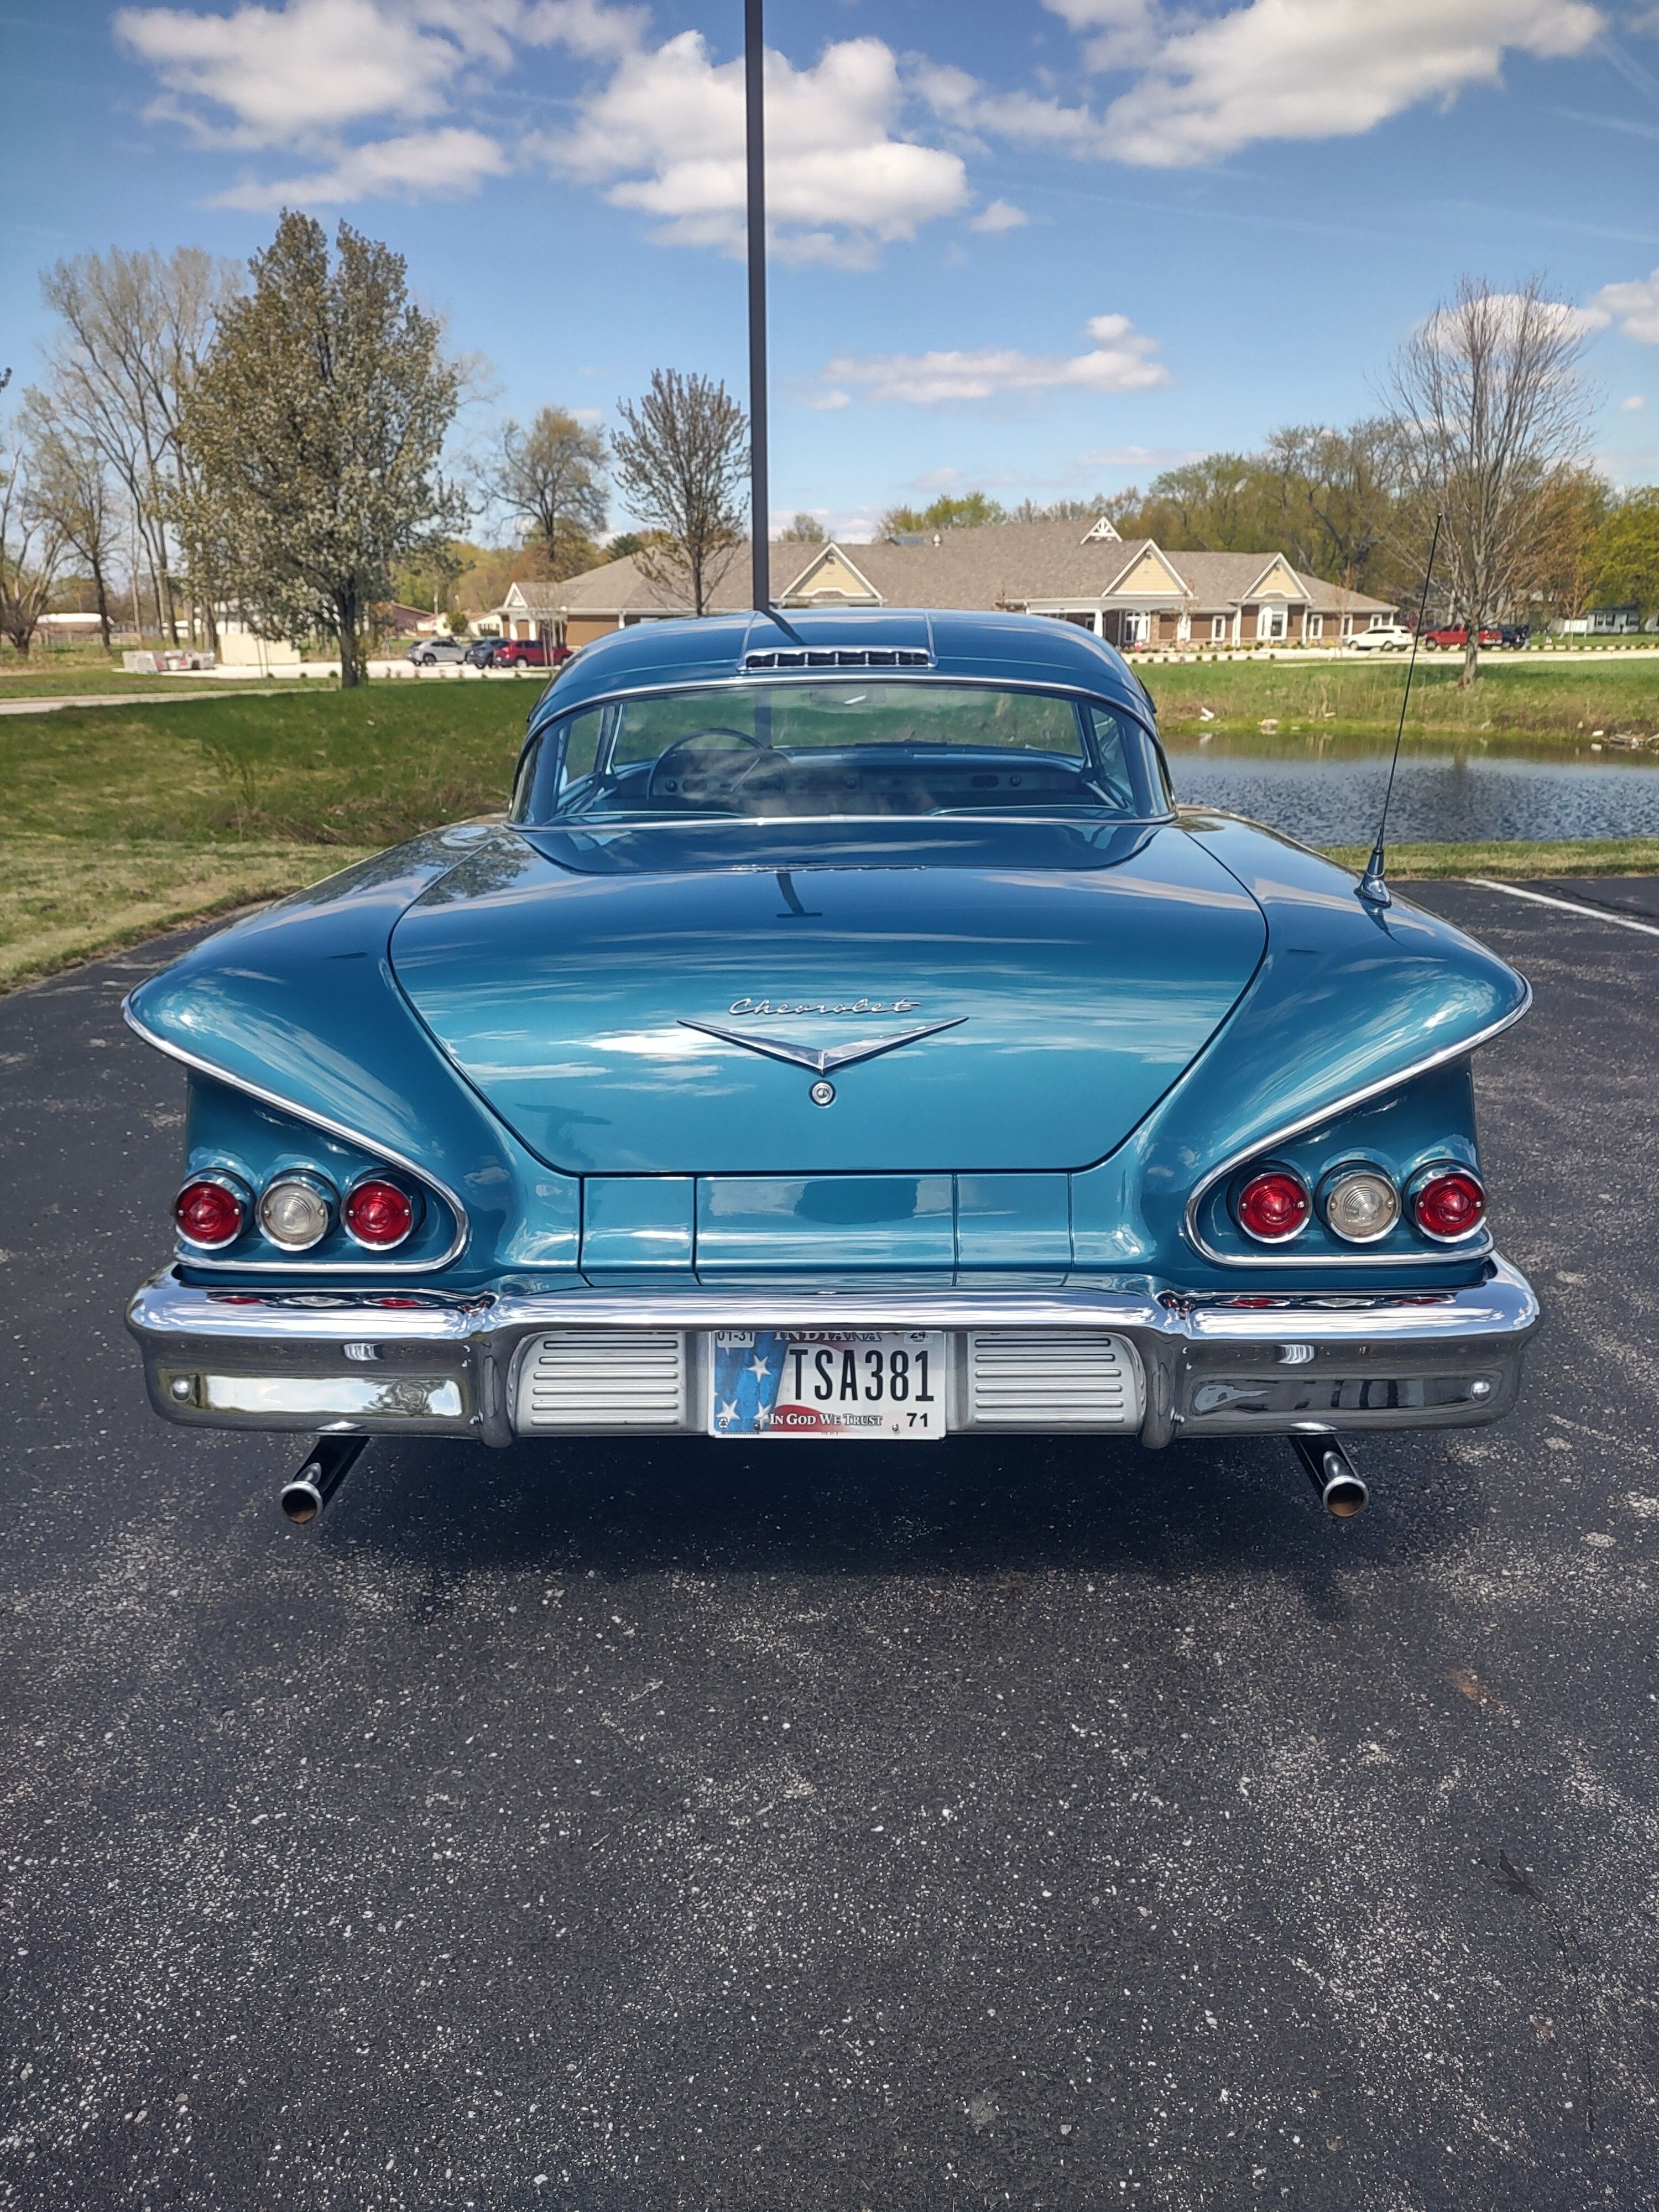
7, 0, 1659, 539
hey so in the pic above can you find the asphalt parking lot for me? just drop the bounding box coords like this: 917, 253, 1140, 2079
3, 881, 1658, 2211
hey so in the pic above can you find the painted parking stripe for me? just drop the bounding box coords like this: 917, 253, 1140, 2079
1467, 877, 1659, 938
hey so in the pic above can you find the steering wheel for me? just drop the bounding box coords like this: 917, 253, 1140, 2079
645, 726, 770, 803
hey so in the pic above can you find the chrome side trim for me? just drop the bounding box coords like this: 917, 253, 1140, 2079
1181, 985, 1532, 1269
122, 997, 471, 1275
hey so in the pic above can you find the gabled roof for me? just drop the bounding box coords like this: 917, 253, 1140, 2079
502, 519, 1397, 621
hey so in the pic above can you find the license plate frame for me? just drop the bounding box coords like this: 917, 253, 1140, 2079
707, 1329, 948, 1441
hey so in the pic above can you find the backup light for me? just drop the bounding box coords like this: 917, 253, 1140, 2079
175, 1175, 248, 1249
1237, 1169, 1310, 1243
1321, 1166, 1401, 1245
1412, 1167, 1485, 1241
343, 1177, 416, 1250
258, 1174, 334, 1251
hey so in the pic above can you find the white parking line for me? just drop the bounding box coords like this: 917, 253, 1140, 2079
1467, 877, 1659, 938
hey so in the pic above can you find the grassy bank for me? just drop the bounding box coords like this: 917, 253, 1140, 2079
1147, 656, 1659, 743
0, 837, 378, 990
4, 675, 1656, 991
1318, 837, 1659, 880
0, 682, 533, 987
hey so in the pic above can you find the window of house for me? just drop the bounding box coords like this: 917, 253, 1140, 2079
1306, 614, 1323, 640
1340, 616, 1354, 639
1258, 606, 1287, 641
1211, 615, 1227, 643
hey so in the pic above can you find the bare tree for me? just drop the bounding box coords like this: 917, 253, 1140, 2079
22, 401, 121, 650
39, 246, 241, 645
487, 407, 606, 577
611, 369, 747, 615
0, 419, 67, 656
1385, 276, 1594, 686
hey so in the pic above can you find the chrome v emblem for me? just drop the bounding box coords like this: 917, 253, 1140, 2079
678, 1017, 966, 1078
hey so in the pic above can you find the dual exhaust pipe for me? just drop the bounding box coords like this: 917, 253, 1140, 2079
277, 1431, 1367, 1526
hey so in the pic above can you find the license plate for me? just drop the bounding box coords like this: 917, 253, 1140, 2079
708, 1330, 947, 1440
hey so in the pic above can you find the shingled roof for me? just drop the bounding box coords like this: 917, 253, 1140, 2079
502, 518, 1394, 622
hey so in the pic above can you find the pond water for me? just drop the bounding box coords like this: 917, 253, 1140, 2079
1163, 733, 1659, 844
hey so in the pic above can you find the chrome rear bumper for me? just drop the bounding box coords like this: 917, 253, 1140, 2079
127, 1260, 1541, 1448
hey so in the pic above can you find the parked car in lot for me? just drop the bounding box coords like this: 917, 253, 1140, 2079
1496, 624, 1531, 649
1420, 624, 1504, 651
463, 638, 503, 667
489, 638, 552, 669
124, 608, 1538, 1523
1348, 624, 1414, 653
407, 638, 468, 666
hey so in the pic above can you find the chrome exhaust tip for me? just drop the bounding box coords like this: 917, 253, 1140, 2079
1292, 1435, 1369, 1519
280, 1435, 367, 1524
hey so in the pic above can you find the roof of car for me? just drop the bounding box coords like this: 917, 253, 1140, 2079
528, 607, 1155, 732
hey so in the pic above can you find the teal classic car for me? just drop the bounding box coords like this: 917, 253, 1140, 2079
126, 609, 1538, 1520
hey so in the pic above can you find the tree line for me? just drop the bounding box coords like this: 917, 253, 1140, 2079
6, 237, 1658, 690
1, 212, 752, 684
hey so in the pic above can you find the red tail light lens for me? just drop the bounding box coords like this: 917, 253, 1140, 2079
1237, 1168, 1310, 1242
1412, 1168, 1485, 1240
174, 1176, 247, 1249
343, 1178, 415, 1249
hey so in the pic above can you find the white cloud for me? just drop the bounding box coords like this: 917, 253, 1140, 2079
534, 31, 968, 265
807, 389, 853, 411
114, 0, 456, 144
1624, 393, 1647, 409
1100, 0, 1605, 168
1593, 268, 1659, 342
1041, 0, 1162, 70
969, 199, 1029, 232
212, 125, 510, 206
1077, 442, 1205, 466
822, 313, 1171, 405
930, 0, 1604, 168
112, 0, 644, 201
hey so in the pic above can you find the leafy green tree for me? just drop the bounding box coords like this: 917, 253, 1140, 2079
180, 212, 463, 686
487, 406, 607, 577
1585, 488, 1659, 619
879, 490, 1007, 536
778, 512, 826, 542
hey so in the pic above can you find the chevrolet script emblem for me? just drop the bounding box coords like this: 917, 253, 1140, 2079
678, 1017, 965, 1078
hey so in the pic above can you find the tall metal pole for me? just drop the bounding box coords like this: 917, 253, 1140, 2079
745, 0, 770, 609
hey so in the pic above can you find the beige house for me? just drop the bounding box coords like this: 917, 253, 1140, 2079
496, 517, 1396, 652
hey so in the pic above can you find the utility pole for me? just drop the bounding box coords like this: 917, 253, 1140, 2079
745, 0, 769, 610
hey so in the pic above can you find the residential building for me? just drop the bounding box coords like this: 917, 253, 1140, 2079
495, 517, 1396, 651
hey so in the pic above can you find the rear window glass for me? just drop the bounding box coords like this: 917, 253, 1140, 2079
515, 682, 1162, 824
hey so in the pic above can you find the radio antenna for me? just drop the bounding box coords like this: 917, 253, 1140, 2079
745, 0, 770, 612
1357, 510, 1442, 910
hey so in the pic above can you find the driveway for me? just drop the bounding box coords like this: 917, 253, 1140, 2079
2, 884, 1655, 2210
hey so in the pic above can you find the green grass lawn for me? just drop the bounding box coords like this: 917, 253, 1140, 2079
0, 682, 534, 986
2, 669, 1655, 992
1145, 655, 1659, 742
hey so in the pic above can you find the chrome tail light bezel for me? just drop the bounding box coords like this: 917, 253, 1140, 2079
342, 1175, 423, 1253
1407, 1162, 1488, 1244
257, 1171, 338, 1253
1316, 1162, 1402, 1246
174, 1170, 254, 1251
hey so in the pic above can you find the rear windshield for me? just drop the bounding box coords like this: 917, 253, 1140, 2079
512, 681, 1163, 824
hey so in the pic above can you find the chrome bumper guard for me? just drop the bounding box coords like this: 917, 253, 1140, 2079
127, 1259, 1540, 1448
